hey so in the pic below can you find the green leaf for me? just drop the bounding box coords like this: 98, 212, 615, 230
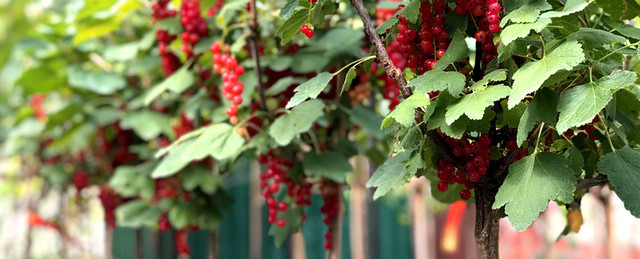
103, 43, 139, 62
309, 0, 336, 28
493, 152, 577, 231
68, 66, 126, 95
427, 107, 469, 139
568, 28, 627, 47
597, 146, 640, 217
501, 0, 552, 26
471, 69, 507, 89
17, 65, 66, 95
565, 146, 584, 174
517, 88, 558, 146
75, 0, 118, 21
433, 31, 469, 71
40, 165, 71, 186
367, 151, 419, 200
269, 99, 325, 145
109, 164, 155, 200
382, 92, 430, 127
303, 152, 353, 183
119, 110, 173, 141
350, 106, 383, 140
280, 0, 300, 19
601, 17, 640, 40
500, 101, 527, 127
186, 123, 244, 161
277, 8, 309, 45
508, 41, 584, 109
151, 140, 194, 178
398, 0, 420, 23
556, 70, 637, 134
341, 66, 357, 94
286, 72, 333, 109
540, 0, 590, 18
215, 0, 250, 31
501, 18, 551, 46
268, 207, 304, 247
266, 77, 307, 96
182, 166, 222, 194
595, 0, 640, 20
446, 84, 510, 124
116, 200, 162, 228
144, 66, 195, 105
376, 17, 399, 34
409, 70, 467, 96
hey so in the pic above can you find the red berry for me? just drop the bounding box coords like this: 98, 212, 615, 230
487, 14, 499, 24
474, 30, 487, 42
488, 2, 501, 14
436, 49, 446, 59
437, 181, 448, 192
301, 25, 310, 33
489, 23, 501, 33
277, 202, 288, 211
460, 189, 472, 200
277, 218, 286, 227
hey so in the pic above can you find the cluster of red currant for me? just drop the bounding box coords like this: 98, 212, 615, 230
259, 152, 312, 228
206, 0, 224, 17
152, 178, 182, 202
300, 25, 315, 38
348, 72, 372, 105
176, 229, 191, 255
211, 41, 245, 124
320, 181, 340, 250
504, 138, 529, 162
179, 0, 208, 58
375, 0, 400, 26
152, 0, 181, 76
172, 113, 195, 139
158, 213, 171, 231
436, 134, 492, 200
98, 185, 124, 228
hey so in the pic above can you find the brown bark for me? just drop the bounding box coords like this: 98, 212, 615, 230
473, 182, 501, 259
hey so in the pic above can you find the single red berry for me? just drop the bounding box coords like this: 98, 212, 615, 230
489, 23, 501, 33
488, 2, 501, 14
436, 49, 446, 59
474, 30, 487, 42
301, 25, 310, 33
487, 14, 499, 24
277, 218, 286, 227
437, 181, 448, 192
460, 189, 472, 200
277, 202, 288, 211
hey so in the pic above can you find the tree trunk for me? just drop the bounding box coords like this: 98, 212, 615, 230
473, 183, 501, 259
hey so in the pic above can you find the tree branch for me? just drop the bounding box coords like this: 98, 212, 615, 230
350, 0, 466, 172
576, 175, 608, 189
248, 0, 267, 112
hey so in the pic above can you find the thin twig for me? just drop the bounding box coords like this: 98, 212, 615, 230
248, 0, 267, 112
576, 175, 608, 189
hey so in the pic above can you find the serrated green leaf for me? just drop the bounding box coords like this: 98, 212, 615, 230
493, 152, 576, 231
350, 106, 383, 140
119, 110, 173, 141
376, 17, 399, 34
565, 146, 584, 174
110, 164, 155, 200
383, 92, 430, 127
540, 0, 590, 18
341, 66, 357, 94
116, 200, 162, 228
303, 152, 353, 183
68, 66, 126, 95
433, 31, 469, 71
280, 0, 300, 19
501, 18, 551, 46
471, 69, 508, 89
277, 8, 309, 45
557, 70, 637, 134
270, 99, 325, 145
501, 0, 552, 26
597, 146, 640, 217
427, 107, 469, 139
409, 70, 467, 96
17, 65, 66, 95
266, 77, 307, 96
144, 66, 195, 105
367, 151, 418, 200
286, 72, 333, 108
309, 0, 336, 28
500, 101, 527, 127
508, 41, 584, 109
517, 88, 558, 146
398, 0, 420, 23
446, 84, 510, 124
